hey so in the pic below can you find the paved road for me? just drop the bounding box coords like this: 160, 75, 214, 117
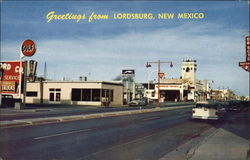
0, 107, 229, 160
0, 103, 194, 121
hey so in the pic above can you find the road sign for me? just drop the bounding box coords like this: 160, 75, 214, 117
21, 39, 36, 57
158, 72, 165, 78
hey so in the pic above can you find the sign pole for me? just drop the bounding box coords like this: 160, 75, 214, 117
146, 60, 173, 108
19, 50, 23, 100
19, 39, 36, 108
157, 60, 161, 108
23, 61, 27, 108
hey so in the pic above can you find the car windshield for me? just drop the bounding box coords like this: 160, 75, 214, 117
195, 103, 218, 109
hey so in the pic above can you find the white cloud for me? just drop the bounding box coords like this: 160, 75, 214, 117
1, 22, 249, 95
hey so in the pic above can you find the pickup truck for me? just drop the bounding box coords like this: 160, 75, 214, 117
192, 101, 224, 120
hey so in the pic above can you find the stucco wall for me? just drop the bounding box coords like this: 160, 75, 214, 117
25, 81, 123, 106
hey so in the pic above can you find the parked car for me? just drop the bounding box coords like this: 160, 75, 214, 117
1, 95, 22, 108
225, 100, 242, 112
128, 99, 146, 106
192, 101, 224, 120
1, 94, 15, 108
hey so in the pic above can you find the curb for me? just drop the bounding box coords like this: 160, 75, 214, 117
0, 105, 193, 129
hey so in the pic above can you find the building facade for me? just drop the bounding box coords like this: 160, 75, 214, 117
210, 89, 238, 101
144, 59, 210, 102
25, 81, 123, 106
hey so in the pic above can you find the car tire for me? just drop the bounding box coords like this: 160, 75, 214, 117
247, 149, 250, 160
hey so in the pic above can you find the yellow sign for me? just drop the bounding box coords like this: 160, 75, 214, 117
0, 81, 16, 94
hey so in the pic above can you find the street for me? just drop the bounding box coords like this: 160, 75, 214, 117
0, 107, 249, 160
0, 103, 193, 121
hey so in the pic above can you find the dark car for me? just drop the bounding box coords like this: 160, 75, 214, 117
225, 100, 242, 112
1, 94, 15, 107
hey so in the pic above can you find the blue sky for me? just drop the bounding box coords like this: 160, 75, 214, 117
1, 1, 249, 96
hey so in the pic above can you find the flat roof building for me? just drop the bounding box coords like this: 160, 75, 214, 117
25, 81, 124, 107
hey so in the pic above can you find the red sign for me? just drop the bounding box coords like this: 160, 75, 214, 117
0, 61, 25, 94
21, 39, 36, 57
239, 62, 250, 66
239, 36, 250, 72
239, 62, 250, 72
158, 72, 165, 79
246, 36, 250, 62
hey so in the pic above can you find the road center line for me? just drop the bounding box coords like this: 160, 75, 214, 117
34, 128, 92, 140
142, 116, 161, 121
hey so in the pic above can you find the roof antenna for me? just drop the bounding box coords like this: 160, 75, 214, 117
44, 62, 47, 79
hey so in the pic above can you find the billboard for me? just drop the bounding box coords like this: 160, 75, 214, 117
122, 69, 135, 75
0, 61, 25, 94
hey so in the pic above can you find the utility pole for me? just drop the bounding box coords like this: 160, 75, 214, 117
146, 60, 173, 108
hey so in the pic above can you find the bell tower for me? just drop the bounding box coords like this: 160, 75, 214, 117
181, 59, 197, 86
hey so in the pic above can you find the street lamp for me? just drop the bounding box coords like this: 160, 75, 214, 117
146, 60, 173, 108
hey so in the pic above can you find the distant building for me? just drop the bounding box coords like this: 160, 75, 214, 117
181, 59, 197, 100
135, 83, 145, 99
144, 59, 211, 102
25, 81, 123, 106
121, 69, 135, 104
210, 89, 237, 101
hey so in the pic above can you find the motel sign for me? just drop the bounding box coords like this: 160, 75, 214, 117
239, 36, 250, 72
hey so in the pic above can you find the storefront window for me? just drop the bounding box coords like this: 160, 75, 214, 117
82, 89, 91, 101
110, 90, 114, 102
102, 89, 107, 97
26, 91, 38, 97
56, 93, 61, 101
49, 92, 54, 101
72, 89, 81, 101
49, 88, 61, 102
71, 88, 112, 102
92, 89, 100, 101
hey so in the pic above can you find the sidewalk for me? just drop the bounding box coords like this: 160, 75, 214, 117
189, 128, 249, 160
160, 111, 250, 160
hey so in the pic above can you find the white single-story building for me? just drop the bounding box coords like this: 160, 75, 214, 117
25, 80, 124, 106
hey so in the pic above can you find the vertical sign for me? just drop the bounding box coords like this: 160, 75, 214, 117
246, 36, 250, 62
239, 36, 250, 72
0, 61, 25, 94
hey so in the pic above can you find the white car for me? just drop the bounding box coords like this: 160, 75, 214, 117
128, 99, 146, 106
192, 101, 223, 120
